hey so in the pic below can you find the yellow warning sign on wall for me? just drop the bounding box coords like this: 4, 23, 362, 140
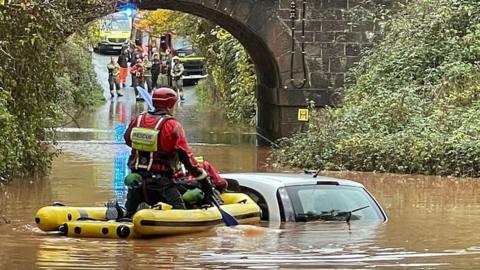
298, 109, 309, 122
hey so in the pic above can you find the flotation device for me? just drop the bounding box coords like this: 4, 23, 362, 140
35, 193, 261, 238
133, 193, 261, 236
59, 220, 136, 239
34, 202, 171, 232
35, 206, 107, 231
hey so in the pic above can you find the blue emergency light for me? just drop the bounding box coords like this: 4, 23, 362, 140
117, 1, 137, 17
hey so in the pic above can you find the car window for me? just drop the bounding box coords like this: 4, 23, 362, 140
286, 185, 384, 222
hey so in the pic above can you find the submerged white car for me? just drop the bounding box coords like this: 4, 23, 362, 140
221, 173, 388, 223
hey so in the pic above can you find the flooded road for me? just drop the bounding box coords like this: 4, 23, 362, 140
1, 53, 480, 269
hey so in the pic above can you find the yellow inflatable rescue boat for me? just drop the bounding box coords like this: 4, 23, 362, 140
35, 193, 261, 239
133, 193, 261, 236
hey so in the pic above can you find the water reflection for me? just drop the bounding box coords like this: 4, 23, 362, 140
58, 95, 257, 145
34, 219, 480, 269
113, 147, 129, 204
112, 118, 129, 203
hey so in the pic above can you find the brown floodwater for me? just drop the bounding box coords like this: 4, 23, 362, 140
2, 161, 480, 269
1, 54, 479, 269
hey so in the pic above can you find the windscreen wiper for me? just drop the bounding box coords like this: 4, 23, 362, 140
297, 205, 370, 223
341, 205, 370, 223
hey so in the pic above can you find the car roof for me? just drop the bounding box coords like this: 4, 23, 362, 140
220, 172, 365, 189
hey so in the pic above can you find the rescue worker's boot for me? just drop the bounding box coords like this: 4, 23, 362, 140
115, 81, 123, 97
105, 200, 126, 220
136, 202, 151, 211
179, 88, 185, 101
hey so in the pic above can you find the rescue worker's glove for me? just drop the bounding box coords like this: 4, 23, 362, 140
215, 181, 227, 193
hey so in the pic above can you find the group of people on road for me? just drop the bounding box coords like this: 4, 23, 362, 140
106, 87, 227, 220
107, 45, 185, 101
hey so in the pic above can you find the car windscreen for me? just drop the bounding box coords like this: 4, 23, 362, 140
285, 185, 384, 222
173, 37, 192, 48
100, 19, 130, 31
173, 37, 194, 56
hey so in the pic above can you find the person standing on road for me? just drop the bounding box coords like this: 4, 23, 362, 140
130, 47, 143, 69
158, 60, 169, 87
117, 49, 130, 88
130, 58, 145, 98
143, 58, 153, 93
171, 56, 185, 100
163, 49, 172, 86
107, 57, 123, 98
151, 53, 161, 88
130, 47, 144, 87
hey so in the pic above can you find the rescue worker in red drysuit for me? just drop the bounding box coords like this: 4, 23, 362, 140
121, 87, 208, 217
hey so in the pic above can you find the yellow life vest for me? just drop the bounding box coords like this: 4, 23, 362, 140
130, 114, 170, 171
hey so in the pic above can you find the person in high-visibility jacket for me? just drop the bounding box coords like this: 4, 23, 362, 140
107, 57, 123, 98
111, 88, 208, 219
117, 48, 130, 88
171, 56, 185, 100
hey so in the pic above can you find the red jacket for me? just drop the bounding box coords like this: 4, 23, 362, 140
130, 64, 144, 78
124, 112, 201, 176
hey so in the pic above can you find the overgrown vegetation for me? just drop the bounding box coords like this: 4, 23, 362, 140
56, 37, 104, 127
0, 1, 112, 180
273, 0, 480, 177
193, 26, 256, 125
139, 11, 257, 125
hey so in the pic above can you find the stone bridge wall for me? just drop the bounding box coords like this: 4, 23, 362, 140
134, 0, 388, 143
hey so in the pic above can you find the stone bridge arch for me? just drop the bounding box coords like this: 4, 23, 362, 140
130, 0, 382, 144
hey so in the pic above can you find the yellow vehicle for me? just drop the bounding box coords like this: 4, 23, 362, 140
172, 37, 208, 83
96, 12, 131, 54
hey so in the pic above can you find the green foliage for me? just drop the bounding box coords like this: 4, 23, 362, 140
56, 37, 104, 125
0, 91, 22, 181
79, 21, 102, 49
0, 1, 108, 180
209, 29, 256, 125
194, 78, 215, 105
273, 0, 480, 177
